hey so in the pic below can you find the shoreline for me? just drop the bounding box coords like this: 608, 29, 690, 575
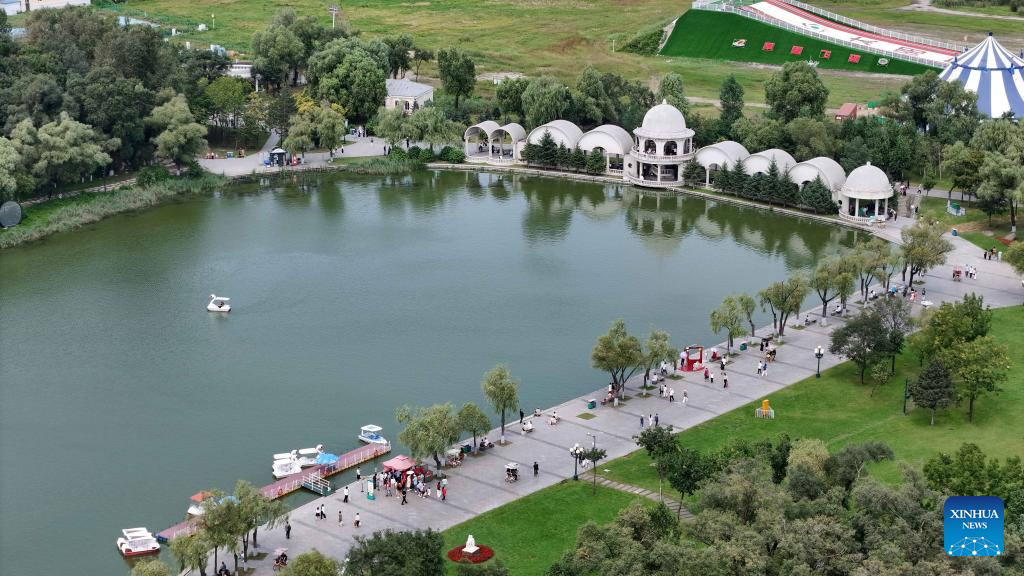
2, 162, 872, 250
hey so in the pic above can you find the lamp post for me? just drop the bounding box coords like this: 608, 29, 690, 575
569, 443, 582, 481
814, 345, 824, 378
211, 14, 216, 29
587, 433, 598, 495
328, 5, 339, 29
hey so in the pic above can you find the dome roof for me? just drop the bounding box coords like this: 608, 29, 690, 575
841, 162, 892, 200
635, 100, 693, 138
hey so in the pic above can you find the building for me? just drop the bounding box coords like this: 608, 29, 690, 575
624, 100, 695, 187
577, 124, 634, 175
6, 0, 90, 13
789, 157, 847, 201
385, 79, 434, 115
693, 141, 750, 186
838, 162, 892, 222
834, 103, 858, 121
464, 121, 526, 164
939, 33, 1024, 119
2, 0, 21, 16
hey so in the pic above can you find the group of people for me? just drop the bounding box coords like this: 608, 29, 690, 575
703, 366, 729, 388
657, 382, 681, 403
982, 247, 1001, 261
639, 412, 661, 429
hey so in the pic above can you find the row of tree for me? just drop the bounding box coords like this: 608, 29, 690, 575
710, 160, 840, 214
520, 131, 609, 175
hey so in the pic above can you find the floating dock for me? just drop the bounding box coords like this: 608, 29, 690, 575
156, 442, 390, 542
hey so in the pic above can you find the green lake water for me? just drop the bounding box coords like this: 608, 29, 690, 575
0, 170, 857, 574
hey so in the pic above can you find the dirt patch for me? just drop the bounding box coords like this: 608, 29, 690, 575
552, 34, 589, 52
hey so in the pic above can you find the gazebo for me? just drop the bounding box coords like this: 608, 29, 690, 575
625, 100, 695, 187
939, 33, 1024, 119
693, 140, 750, 186
464, 121, 526, 164
839, 162, 892, 222
577, 124, 635, 175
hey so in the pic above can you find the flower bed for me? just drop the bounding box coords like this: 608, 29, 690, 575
447, 544, 495, 564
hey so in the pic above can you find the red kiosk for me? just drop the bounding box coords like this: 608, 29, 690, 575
681, 345, 704, 372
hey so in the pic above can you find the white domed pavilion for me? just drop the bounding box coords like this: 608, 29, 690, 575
625, 100, 695, 188
839, 162, 892, 222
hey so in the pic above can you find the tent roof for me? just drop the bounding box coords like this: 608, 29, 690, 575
382, 454, 415, 472
940, 34, 1024, 119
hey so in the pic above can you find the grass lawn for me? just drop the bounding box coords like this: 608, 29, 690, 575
912, 196, 1015, 251
602, 305, 1024, 492
109, 1, 911, 106
814, 0, 1024, 45
440, 481, 647, 575
661, 11, 932, 76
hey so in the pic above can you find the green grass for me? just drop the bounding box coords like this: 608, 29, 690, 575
576, 412, 596, 420
661, 11, 932, 76
957, 231, 1007, 252
440, 481, 647, 575
815, 0, 1024, 44
602, 306, 1024, 491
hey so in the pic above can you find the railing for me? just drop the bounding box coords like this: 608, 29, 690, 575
631, 148, 693, 162
465, 155, 517, 165
779, 0, 964, 52
690, 0, 948, 68
606, 168, 624, 175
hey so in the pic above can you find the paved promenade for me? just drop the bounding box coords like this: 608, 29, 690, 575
236, 212, 1020, 574
197, 131, 391, 177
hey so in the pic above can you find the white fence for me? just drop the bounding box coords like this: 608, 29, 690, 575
781, 0, 964, 52
691, 0, 956, 68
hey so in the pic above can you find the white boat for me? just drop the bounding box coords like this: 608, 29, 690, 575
271, 445, 324, 478
358, 425, 388, 445
207, 294, 231, 312
272, 456, 302, 479
116, 527, 160, 557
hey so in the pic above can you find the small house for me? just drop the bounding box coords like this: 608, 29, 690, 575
385, 79, 434, 115
835, 103, 858, 121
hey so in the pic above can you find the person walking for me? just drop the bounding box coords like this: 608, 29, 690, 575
654, 413, 659, 427
709, 372, 714, 386
682, 389, 688, 405
704, 367, 709, 382
401, 488, 408, 505
354, 512, 361, 528
343, 486, 349, 503
757, 361, 762, 376
640, 414, 645, 428
533, 461, 539, 476
763, 363, 768, 377
338, 510, 343, 526
442, 486, 447, 501
357, 468, 364, 492
668, 388, 675, 403
285, 521, 291, 539
723, 374, 729, 388
520, 409, 525, 424
720, 359, 726, 372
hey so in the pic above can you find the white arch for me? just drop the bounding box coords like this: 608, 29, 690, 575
578, 124, 634, 156
789, 157, 846, 192
693, 141, 751, 186
743, 148, 796, 176
464, 120, 501, 142
526, 120, 583, 148
465, 121, 526, 162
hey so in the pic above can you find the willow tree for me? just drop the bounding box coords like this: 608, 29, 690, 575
482, 365, 519, 444
396, 403, 461, 468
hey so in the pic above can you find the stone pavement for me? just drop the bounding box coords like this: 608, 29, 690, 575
197, 131, 391, 177
595, 477, 692, 519
239, 214, 1021, 575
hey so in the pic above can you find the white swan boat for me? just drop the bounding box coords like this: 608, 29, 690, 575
207, 294, 231, 312
358, 425, 388, 445
272, 445, 324, 478
116, 527, 160, 557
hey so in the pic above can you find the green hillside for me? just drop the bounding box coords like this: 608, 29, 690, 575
661, 10, 932, 76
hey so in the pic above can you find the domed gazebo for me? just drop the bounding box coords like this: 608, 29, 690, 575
839, 162, 892, 222
625, 100, 695, 188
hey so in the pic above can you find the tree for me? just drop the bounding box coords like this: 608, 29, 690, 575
764, 61, 829, 122
829, 311, 889, 384
709, 296, 746, 355
941, 336, 1009, 423
346, 529, 445, 576
132, 559, 172, 576
480, 364, 519, 443
521, 76, 568, 129
284, 549, 344, 576
11, 114, 118, 195
496, 77, 528, 122
585, 148, 605, 175
977, 150, 1024, 232
758, 275, 808, 336
239, 92, 271, 149
205, 76, 251, 134
900, 218, 953, 286
197, 490, 245, 575
306, 39, 387, 122
914, 293, 991, 361
641, 330, 676, 393
637, 425, 677, 501
591, 319, 643, 397
909, 359, 955, 426
718, 74, 744, 135
396, 403, 461, 468
313, 103, 347, 151
940, 140, 985, 201
74, 66, 156, 170
170, 533, 211, 576
810, 257, 848, 318
457, 402, 491, 449
146, 94, 207, 171
573, 66, 615, 125
871, 296, 911, 373
1006, 241, 1024, 275
412, 48, 434, 81
569, 146, 586, 172
581, 446, 607, 495
0, 137, 21, 201
283, 114, 315, 159
733, 293, 757, 338
234, 479, 287, 565
407, 107, 463, 152
924, 443, 1024, 528
666, 447, 711, 513
383, 34, 414, 79
251, 23, 304, 89
437, 47, 476, 109
268, 90, 296, 134
657, 72, 689, 115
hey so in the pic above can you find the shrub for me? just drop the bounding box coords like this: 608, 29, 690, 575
388, 147, 408, 159
621, 26, 664, 56
418, 147, 435, 162
408, 145, 423, 158
136, 165, 172, 187
440, 147, 465, 163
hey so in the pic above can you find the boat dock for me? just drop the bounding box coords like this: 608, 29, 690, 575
156, 442, 390, 542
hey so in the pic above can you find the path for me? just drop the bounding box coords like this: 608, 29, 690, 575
595, 477, 693, 519
197, 131, 391, 177
237, 214, 1020, 575
900, 0, 1024, 22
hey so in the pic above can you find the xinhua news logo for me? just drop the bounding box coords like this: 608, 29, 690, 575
944, 496, 1004, 557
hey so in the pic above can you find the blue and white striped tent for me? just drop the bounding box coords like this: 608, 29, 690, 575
940, 34, 1024, 119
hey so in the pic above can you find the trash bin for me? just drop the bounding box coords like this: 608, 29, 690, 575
952, 228, 958, 236
739, 342, 747, 351
587, 399, 597, 410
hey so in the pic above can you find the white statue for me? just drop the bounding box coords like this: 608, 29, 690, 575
464, 534, 479, 554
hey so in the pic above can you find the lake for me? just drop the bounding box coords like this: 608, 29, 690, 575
0, 170, 857, 573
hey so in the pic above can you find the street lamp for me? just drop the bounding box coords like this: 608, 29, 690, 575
328, 5, 340, 29
586, 433, 598, 495
814, 345, 824, 378
569, 443, 582, 481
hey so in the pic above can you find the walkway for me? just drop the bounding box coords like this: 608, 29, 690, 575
239, 215, 1019, 575
197, 131, 391, 177
595, 477, 693, 519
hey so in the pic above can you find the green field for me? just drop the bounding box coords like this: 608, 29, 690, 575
104, 0, 913, 106
602, 305, 1024, 491
440, 482, 647, 575
815, 0, 1024, 45
661, 10, 932, 76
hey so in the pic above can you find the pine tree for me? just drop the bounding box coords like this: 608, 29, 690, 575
570, 146, 587, 172
713, 161, 732, 193
521, 141, 536, 165
585, 148, 605, 174
731, 159, 749, 196
556, 142, 571, 169
765, 160, 782, 206
910, 359, 956, 426
537, 131, 557, 167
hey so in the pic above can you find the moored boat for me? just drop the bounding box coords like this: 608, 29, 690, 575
116, 528, 160, 557
358, 425, 388, 445
207, 294, 231, 312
